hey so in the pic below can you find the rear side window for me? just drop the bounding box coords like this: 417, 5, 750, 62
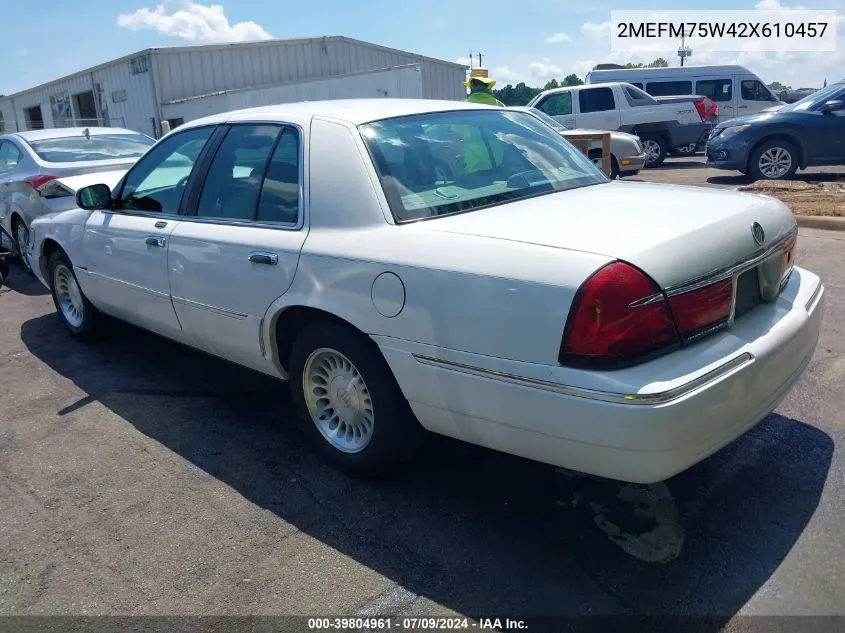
536, 92, 573, 116
646, 81, 693, 96
630, 82, 643, 90
0, 141, 22, 174
257, 129, 300, 224
623, 86, 657, 107
696, 79, 733, 102
579, 87, 615, 113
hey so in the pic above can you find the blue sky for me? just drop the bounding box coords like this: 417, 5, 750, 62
3, 0, 843, 96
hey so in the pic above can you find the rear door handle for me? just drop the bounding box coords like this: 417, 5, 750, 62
145, 236, 166, 247
737, 105, 748, 109
248, 251, 278, 265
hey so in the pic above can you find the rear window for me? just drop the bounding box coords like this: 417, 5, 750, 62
696, 79, 733, 102
27, 133, 155, 163
359, 109, 605, 223
579, 87, 616, 113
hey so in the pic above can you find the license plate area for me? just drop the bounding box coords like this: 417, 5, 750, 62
733, 266, 762, 320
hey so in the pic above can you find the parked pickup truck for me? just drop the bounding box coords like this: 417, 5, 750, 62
527, 82, 713, 167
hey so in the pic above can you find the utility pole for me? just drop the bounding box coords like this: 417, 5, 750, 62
477, 52, 484, 68
678, 36, 692, 66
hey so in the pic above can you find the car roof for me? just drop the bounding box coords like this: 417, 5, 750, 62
7, 127, 151, 142
179, 98, 500, 130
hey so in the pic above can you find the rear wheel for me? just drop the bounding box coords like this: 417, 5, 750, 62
749, 140, 798, 180
47, 250, 104, 341
640, 134, 668, 168
288, 321, 425, 476
12, 216, 32, 275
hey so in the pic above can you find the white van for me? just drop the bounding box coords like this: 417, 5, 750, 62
585, 65, 784, 122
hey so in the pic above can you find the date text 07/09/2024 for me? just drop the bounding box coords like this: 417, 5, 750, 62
307, 617, 528, 630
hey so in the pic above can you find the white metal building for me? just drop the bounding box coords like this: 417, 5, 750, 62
0, 36, 468, 137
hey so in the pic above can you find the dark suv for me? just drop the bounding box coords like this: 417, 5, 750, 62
706, 81, 845, 180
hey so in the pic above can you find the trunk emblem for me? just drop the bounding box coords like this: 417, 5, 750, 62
751, 222, 765, 245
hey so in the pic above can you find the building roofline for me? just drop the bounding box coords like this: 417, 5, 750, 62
1, 35, 467, 102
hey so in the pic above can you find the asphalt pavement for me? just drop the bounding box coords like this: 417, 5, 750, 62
1, 225, 844, 629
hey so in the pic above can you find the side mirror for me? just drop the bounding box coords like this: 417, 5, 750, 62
821, 99, 845, 114
76, 183, 113, 210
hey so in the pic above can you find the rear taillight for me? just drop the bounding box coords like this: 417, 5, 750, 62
559, 262, 680, 368
780, 235, 797, 284
24, 175, 59, 190
694, 97, 718, 120
667, 279, 733, 342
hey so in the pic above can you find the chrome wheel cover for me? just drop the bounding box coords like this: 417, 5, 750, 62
642, 139, 661, 163
15, 222, 31, 272
303, 348, 374, 453
53, 263, 85, 328
759, 147, 792, 179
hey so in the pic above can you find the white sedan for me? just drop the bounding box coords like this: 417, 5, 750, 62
27, 99, 824, 484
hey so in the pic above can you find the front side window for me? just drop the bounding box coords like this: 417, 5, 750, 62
646, 81, 692, 96
26, 133, 155, 163
536, 92, 572, 116
0, 141, 22, 174
359, 109, 605, 223
741, 80, 775, 101
119, 126, 215, 213
196, 124, 281, 220
696, 79, 733, 102
579, 88, 615, 113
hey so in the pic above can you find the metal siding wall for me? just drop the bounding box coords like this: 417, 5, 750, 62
156, 39, 349, 102
10, 73, 91, 129
420, 62, 467, 100
92, 57, 158, 136
161, 65, 425, 123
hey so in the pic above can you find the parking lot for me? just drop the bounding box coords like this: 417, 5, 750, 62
1, 161, 845, 627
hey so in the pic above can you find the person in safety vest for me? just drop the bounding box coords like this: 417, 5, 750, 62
453, 73, 505, 175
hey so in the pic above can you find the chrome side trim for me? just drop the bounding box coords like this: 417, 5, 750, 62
87, 271, 169, 300
805, 281, 824, 313
663, 227, 797, 297
413, 352, 754, 406
172, 296, 248, 320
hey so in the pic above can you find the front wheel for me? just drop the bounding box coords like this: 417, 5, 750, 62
639, 134, 668, 168
588, 150, 620, 179
47, 250, 104, 341
288, 322, 425, 476
749, 140, 798, 180
12, 217, 33, 275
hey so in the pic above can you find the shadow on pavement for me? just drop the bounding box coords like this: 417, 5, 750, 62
708, 172, 845, 187
0, 261, 50, 297
21, 313, 834, 626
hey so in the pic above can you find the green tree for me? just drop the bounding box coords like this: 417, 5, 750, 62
768, 81, 791, 92
649, 57, 669, 67
561, 74, 584, 86
543, 78, 560, 90
492, 82, 542, 106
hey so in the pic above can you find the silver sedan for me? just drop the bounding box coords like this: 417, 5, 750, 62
0, 127, 154, 272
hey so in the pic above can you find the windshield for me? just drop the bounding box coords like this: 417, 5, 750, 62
781, 83, 845, 112
28, 133, 155, 163
359, 109, 605, 223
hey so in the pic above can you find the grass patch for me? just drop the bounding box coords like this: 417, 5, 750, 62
738, 180, 845, 217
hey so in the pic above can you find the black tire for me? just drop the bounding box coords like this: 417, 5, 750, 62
748, 139, 799, 181
288, 321, 425, 477
640, 134, 668, 168
11, 216, 33, 276
47, 250, 104, 341
588, 150, 620, 179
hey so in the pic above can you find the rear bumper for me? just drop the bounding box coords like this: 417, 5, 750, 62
376, 267, 824, 483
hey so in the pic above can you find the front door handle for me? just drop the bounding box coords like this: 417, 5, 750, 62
145, 236, 166, 247
248, 251, 278, 265
737, 105, 748, 109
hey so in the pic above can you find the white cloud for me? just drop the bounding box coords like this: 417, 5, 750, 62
454, 57, 472, 66
581, 21, 611, 39
117, 1, 272, 44
530, 61, 562, 79
491, 66, 521, 84
546, 32, 573, 44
